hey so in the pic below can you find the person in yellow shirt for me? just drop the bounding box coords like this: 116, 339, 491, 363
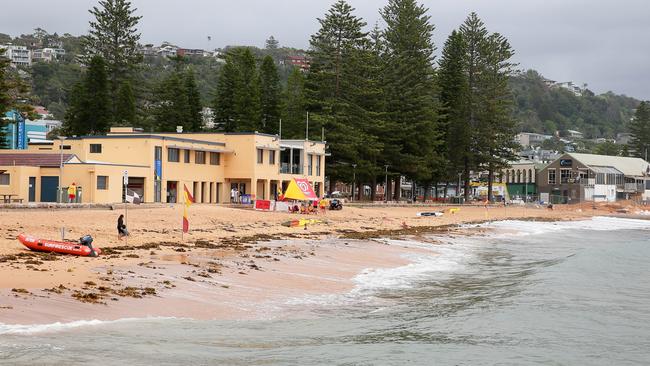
67, 183, 77, 203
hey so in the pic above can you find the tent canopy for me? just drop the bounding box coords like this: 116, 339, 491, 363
282, 178, 318, 201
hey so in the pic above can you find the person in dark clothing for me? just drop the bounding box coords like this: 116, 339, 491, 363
117, 214, 129, 240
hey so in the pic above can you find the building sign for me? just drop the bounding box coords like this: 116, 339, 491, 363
16, 119, 26, 149
560, 159, 573, 167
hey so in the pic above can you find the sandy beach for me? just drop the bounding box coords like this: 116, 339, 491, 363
0, 202, 634, 324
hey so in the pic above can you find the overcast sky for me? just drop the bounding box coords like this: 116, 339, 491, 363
1, 0, 648, 99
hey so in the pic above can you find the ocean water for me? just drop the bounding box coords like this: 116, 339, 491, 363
2, 217, 650, 365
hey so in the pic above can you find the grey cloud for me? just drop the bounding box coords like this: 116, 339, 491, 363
0, 0, 648, 99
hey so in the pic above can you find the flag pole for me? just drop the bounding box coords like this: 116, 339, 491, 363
124, 186, 128, 246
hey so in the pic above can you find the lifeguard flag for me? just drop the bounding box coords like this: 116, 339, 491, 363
182, 184, 194, 233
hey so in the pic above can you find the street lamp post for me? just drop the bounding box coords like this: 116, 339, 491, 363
58, 136, 67, 203
384, 165, 389, 203
351, 164, 357, 202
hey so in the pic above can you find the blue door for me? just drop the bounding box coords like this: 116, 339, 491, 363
40, 176, 59, 202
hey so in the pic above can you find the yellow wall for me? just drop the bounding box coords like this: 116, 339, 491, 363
7, 131, 327, 204
0, 166, 41, 202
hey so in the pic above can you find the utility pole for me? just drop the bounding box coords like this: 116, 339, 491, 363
279, 118, 282, 139
305, 112, 309, 141
57, 136, 67, 203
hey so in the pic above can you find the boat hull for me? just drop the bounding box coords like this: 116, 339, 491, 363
18, 234, 101, 256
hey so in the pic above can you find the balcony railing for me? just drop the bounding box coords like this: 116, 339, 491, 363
280, 163, 302, 175
623, 183, 644, 192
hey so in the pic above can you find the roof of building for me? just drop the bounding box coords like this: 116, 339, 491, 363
0, 153, 78, 167
568, 153, 649, 177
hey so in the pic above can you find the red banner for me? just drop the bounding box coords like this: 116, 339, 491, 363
254, 199, 272, 211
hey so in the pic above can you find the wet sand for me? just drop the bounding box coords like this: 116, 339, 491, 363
0, 202, 631, 325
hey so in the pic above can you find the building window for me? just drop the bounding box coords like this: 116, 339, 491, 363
0, 174, 9, 185
210, 152, 220, 165
90, 144, 102, 153
155, 146, 162, 160
62, 145, 71, 150
184, 149, 190, 163
596, 173, 605, 185
528, 169, 533, 183
195, 151, 206, 164
560, 169, 572, 184
548, 169, 556, 185
269, 150, 275, 165
167, 148, 180, 162
307, 154, 313, 175
257, 148, 264, 164
316, 155, 321, 176
97, 176, 108, 190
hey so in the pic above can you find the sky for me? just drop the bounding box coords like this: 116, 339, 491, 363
1, 0, 649, 100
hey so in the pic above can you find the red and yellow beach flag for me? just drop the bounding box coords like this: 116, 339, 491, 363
182, 184, 194, 233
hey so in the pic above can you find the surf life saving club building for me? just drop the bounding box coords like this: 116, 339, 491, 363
0, 128, 326, 204
536, 153, 650, 203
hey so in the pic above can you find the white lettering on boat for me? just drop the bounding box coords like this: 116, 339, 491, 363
41, 242, 82, 252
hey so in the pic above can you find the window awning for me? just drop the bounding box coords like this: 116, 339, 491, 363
590, 166, 623, 175
167, 145, 234, 154
255, 145, 282, 151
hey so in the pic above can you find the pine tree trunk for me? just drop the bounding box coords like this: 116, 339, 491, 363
371, 177, 377, 201
386, 178, 392, 202
487, 165, 494, 203
464, 158, 470, 202
393, 176, 401, 201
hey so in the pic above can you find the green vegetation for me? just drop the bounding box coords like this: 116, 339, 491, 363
1, 0, 646, 199
63, 56, 111, 135
511, 70, 638, 138
629, 101, 650, 159
83, 0, 143, 105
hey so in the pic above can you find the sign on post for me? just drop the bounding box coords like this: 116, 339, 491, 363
123, 170, 129, 186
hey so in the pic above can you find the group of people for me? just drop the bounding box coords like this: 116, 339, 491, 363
230, 187, 242, 203
289, 200, 327, 214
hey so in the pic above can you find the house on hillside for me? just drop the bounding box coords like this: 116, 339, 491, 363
516, 132, 552, 148
566, 130, 584, 139
537, 153, 650, 203
1, 44, 31, 66
282, 56, 310, 71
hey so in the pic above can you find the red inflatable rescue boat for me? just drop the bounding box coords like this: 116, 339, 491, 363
18, 234, 101, 257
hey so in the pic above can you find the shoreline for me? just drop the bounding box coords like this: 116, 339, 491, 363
0, 202, 642, 326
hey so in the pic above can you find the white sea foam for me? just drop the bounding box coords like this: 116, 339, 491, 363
0, 317, 180, 335
351, 217, 650, 294
475, 216, 650, 237
289, 217, 649, 307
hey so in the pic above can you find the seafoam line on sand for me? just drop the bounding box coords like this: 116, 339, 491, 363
0, 317, 183, 335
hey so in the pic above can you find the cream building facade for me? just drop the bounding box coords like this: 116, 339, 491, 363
0, 128, 326, 204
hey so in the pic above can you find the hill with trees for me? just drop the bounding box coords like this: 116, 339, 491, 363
511, 70, 639, 138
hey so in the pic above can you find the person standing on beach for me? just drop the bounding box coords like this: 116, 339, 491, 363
117, 214, 129, 240
230, 187, 236, 203
67, 183, 77, 203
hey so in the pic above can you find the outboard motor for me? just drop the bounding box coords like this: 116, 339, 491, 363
79, 235, 97, 257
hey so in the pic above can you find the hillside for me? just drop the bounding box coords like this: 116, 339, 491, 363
2, 31, 642, 139
511, 70, 640, 138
